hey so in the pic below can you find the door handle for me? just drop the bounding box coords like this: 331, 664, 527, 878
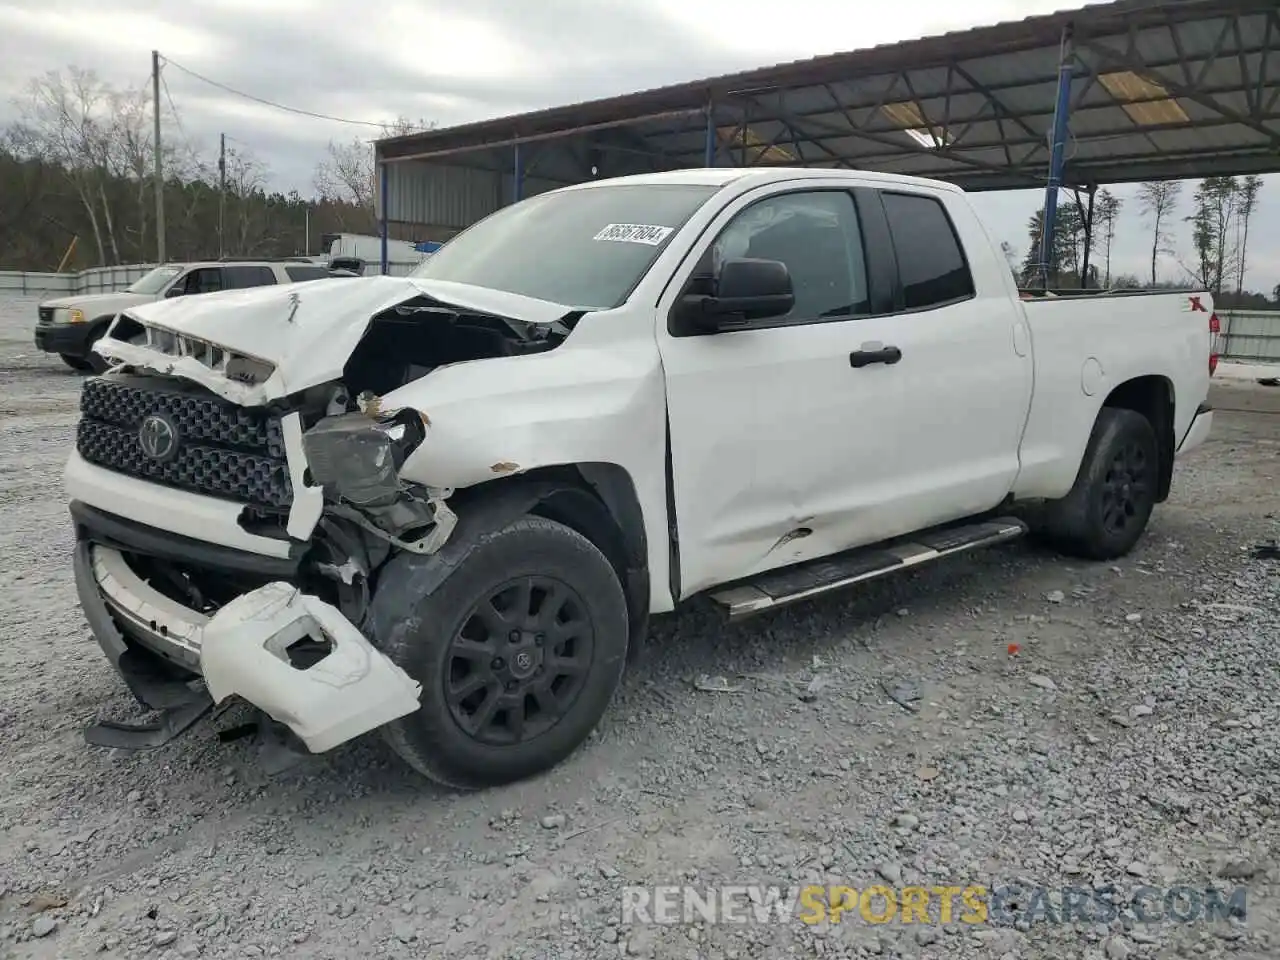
849, 345, 902, 368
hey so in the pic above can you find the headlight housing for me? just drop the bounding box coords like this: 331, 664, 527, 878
302, 413, 406, 508
67, 308, 85, 324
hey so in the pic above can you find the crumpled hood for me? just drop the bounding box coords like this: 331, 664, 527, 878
95, 275, 575, 404
41, 290, 154, 312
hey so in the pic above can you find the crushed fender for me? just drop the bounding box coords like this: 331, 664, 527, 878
200, 582, 422, 753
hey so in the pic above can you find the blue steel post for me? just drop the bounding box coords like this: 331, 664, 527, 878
1038, 28, 1074, 288
379, 161, 389, 275
704, 103, 715, 167
513, 142, 523, 203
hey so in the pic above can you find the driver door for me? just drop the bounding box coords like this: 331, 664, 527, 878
657, 184, 884, 596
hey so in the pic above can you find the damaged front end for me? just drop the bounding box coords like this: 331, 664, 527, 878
76, 279, 574, 757
75, 394, 454, 755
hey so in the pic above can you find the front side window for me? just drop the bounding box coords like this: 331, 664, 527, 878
411, 184, 719, 309
182, 268, 224, 296
881, 192, 975, 310
127, 266, 183, 295
709, 190, 870, 323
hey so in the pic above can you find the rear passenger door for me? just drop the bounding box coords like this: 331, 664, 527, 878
834, 187, 1033, 541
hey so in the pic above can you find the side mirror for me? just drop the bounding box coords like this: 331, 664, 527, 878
677, 258, 794, 333
164, 285, 184, 298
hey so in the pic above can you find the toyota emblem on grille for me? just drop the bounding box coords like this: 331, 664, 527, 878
138, 413, 179, 461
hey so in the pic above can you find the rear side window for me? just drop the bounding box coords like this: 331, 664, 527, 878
882, 192, 975, 310
284, 265, 329, 282
223, 265, 277, 289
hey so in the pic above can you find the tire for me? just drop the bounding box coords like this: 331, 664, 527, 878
381, 515, 629, 789
1041, 407, 1159, 561
84, 325, 110, 374
60, 353, 92, 372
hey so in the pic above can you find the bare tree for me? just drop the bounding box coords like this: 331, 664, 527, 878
1137, 181, 1182, 285
1234, 175, 1263, 295
1095, 189, 1122, 286
1185, 176, 1239, 295
9, 68, 116, 264
224, 144, 271, 255
313, 117, 434, 223
6, 66, 195, 265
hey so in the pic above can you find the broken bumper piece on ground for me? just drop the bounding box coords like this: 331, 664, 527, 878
200, 582, 422, 753
80, 543, 422, 753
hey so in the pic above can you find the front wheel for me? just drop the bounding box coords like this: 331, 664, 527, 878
1041, 407, 1159, 561
381, 515, 629, 789
60, 353, 92, 372
84, 326, 110, 374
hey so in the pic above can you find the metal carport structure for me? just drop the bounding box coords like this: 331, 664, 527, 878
374, 0, 1280, 280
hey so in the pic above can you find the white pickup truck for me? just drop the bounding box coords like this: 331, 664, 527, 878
68, 168, 1217, 788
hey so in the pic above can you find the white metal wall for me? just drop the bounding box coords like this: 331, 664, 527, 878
1220, 310, 1280, 363
0, 264, 156, 296
380, 161, 566, 231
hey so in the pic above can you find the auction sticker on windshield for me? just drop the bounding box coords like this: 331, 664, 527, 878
594, 223, 674, 246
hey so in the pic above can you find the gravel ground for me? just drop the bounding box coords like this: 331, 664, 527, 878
0, 292, 1277, 960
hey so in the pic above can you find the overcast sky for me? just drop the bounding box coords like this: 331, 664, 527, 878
0, 0, 1277, 292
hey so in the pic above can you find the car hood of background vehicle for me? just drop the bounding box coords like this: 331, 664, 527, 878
113, 275, 576, 398
41, 291, 154, 313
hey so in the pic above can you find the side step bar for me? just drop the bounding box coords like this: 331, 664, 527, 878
708, 517, 1028, 621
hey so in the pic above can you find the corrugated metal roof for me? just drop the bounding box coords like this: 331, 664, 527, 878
377, 0, 1280, 205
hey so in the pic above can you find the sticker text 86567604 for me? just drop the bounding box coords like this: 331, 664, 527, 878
593, 223, 674, 246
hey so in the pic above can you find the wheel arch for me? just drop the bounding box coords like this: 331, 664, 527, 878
1101, 374, 1175, 503
366, 463, 650, 662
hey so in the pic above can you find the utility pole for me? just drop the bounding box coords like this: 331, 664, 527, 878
218, 133, 226, 258
151, 50, 166, 264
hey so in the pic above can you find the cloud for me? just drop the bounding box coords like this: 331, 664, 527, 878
0, 0, 1277, 291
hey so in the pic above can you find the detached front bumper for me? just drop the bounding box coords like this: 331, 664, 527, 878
73, 505, 422, 753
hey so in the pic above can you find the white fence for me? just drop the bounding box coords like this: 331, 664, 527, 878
1219, 310, 1280, 364
0, 259, 424, 294
0, 264, 157, 296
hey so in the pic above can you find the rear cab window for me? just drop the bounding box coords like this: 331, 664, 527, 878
880, 192, 975, 310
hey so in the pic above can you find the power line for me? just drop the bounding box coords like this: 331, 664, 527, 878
159, 54, 387, 129
158, 68, 187, 143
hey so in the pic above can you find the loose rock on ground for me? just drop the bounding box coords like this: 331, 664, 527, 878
0, 294, 1277, 958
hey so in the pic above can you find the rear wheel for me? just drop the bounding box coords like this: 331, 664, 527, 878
381, 515, 629, 789
1041, 407, 1159, 560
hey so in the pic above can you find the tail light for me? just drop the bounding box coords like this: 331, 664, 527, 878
1209, 313, 1220, 376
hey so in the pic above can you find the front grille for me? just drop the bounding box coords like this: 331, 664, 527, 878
38, 307, 54, 326
77, 378, 292, 508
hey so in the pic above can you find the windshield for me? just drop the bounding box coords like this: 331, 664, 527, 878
127, 266, 184, 295
410, 184, 719, 309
